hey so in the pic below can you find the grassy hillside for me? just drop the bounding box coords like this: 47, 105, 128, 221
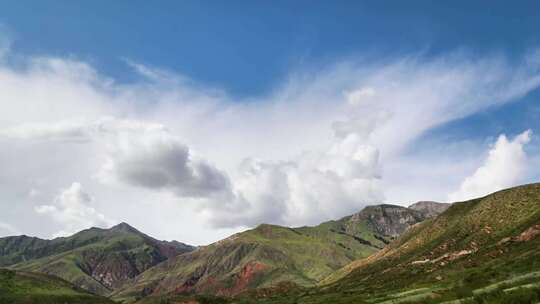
112, 205, 428, 302
0, 268, 114, 304
232, 183, 540, 304
2, 223, 194, 295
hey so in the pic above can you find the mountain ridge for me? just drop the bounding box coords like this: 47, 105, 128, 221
111, 203, 438, 302
0, 222, 195, 295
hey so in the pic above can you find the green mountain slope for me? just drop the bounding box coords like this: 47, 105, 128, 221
241, 183, 540, 304
0, 268, 114, 304
1, 223, 194, 295
112, 204, 430, 302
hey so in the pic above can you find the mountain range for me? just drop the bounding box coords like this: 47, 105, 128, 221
0, 201, 446, 302
5, 185, 540, 304
112, 203, 442, 302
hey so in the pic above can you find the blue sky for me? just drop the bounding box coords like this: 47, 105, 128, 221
0, 2, 539, 244
2, 0, 539, 95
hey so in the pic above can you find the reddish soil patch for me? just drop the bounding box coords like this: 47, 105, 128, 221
222, 262, 269, 296
516, 225, 540, 242
498, 224, 540, 245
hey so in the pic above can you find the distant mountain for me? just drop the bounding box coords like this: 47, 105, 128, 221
0, 223, 194, 295
112, 204, 436, 302
0, 268, 114, 304
252, 183, 540, 304
409, 201, 451, 218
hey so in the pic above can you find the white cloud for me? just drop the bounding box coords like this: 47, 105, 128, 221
0, 117, 166, 142
0, 48, 539, 243
448, 130, 532, 202
200, 53, 540, 228
98, 128, 232, 198
28, 188, 41, 198
3, 117, 231, 199
206, 134, 384, 227
328, 55, 540, 159
35, 182, 114, 238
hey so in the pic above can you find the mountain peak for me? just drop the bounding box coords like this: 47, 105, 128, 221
1, 221, 195, 295
109, 222, 140, 233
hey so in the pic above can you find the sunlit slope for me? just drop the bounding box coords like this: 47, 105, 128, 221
248, 183, 540, 304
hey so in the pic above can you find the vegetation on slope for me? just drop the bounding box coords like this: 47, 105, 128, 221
232, 183, 540, 304
0, 268, 114, 304
1, 223, 194, 295
112, 204, 429, 302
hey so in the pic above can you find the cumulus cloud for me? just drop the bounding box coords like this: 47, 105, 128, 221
207, 134, 384, 227
98, 129, 232, 198
448, 130, 532, 202
35, 182, 114, 237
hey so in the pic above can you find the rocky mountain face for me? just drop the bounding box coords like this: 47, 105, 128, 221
112, 203, 439, 302
0, 223, 194, 295
343, 204, 429, 238
409, 201, 451, 218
